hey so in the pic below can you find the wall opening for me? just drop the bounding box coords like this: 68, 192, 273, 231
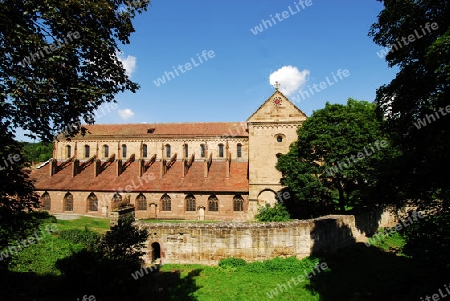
151, 242, 161, 262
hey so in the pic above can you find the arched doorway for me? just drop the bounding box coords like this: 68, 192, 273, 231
151, 242, 161, 262
257, 189, 277, 206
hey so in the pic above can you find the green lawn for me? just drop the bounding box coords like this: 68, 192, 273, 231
54, 216, 110, 233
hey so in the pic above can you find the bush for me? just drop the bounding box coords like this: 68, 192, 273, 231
255, 203, 290, 222
242, 256, 320, 274
218, 257, 247, 268
59, 227, 101, 249
400, 206, 450, 271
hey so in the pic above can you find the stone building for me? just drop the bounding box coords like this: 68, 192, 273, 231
30, 87, 307, 220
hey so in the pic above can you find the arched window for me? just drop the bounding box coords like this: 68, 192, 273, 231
208, 195, 218, 212
185, 194, 196, 211
161, 193, 171, 211
122, 144, 127, 158
200, 144, 205, 158
103, 145, 109, 158
88, 192, 98, 211
84, 145, 90, 158
66, 145, 71, 158
233, 194, 244, 211
218, 144, 224, 158
41, 192, 51, 210
64, 192, 74, 211
184, 144, 188, 158
142, 144, 148, 158
277, 135, 283, 143
237, 143, 242, 158
165, 144, 171, 158
136, 193, 147, 211
112, 192, 122, 203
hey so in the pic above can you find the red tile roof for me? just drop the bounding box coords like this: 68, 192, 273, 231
30, 159, 249, 193
62, 122, 248, 140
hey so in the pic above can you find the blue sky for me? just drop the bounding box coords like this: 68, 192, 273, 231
20, 0, 398, 141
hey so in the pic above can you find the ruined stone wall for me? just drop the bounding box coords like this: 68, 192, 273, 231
139, 207, 404, 265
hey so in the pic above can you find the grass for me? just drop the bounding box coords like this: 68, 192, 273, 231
160, 257, 323, 301
54, 216, 110, 233
7, 217, 108, 276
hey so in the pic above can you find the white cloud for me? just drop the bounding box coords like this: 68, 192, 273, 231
117, 53, 137, 77
118, 108, 134, 120
269, 65, 310, 96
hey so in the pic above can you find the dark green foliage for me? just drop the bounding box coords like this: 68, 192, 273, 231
242, 256, 321, 274
369, 0, 450, 204
218, 257, 247, 268
399, 204, 450, 272
368, 0, 450, 278
56, 216, 149, 298
255, 203, 291, 222
277, 99, 389, 214
20, 142, 53, 163
59, 227, 101, 250
96, 216, 149, 264
0, 0, 149, 272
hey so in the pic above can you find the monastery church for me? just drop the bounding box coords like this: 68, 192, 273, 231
31, 86, 307, 221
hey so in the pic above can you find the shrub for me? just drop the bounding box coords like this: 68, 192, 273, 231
243, 256, 320, 274
59, 227, 101, 249
218, 257, 247, 268
96, 216, 149, 264
255, 203, 290, 222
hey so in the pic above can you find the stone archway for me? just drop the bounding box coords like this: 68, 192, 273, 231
150, 242, 161, 262
257, 189, 278, 206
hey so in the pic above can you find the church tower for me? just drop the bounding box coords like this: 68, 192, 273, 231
246, 83, 307, 218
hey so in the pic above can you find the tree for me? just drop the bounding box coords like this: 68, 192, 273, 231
21, 142, 53, 164
369, 0, 450, 203
97, 216, 149, 264
369, 0, 450, 272
0, 0, 149, 252
276, 99, 389, 214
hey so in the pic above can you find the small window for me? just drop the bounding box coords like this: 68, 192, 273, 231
103, 145, 109, 158
84, 145, 90, 158
88, 192, 98, 211
161, 194, 171, 211
185, 194, 196, 211
200, 144, 205, 158
143, 144, 148, 158
184, 144, 188, 158
208, 195, 218, 212
66, 145, 71, 158
64, 192, 74, 211
122, 144, 127, 158
237, 144, 242, 158
147, 128, 155, 133
165, 144, 171, 158
218, 144, 224, 158
136, 193, 147, 211
277, 135, 283, 143
233, 195, 244, 211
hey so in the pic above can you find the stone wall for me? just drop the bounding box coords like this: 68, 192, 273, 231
139, 207, 406, 265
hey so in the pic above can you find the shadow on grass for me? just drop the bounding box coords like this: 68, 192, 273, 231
2, 263, 201, 301
306, 242, 445, 301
